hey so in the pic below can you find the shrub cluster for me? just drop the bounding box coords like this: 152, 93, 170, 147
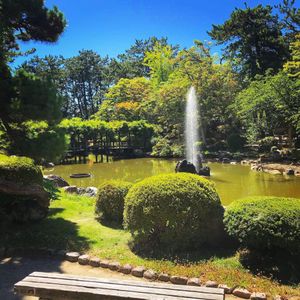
0, 154, 43, 185
124, 173, 224, 251
224, 196, 300, 254
0, 154, 48, 222
95, 180, 132, 224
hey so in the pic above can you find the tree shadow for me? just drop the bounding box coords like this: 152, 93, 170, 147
239, 248, 300, 285
0, 208, 92, 254
0, 256, 66, 300
95, 217, 124, 230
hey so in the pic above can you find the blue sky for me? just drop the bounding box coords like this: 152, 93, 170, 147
13, 0, 289, 66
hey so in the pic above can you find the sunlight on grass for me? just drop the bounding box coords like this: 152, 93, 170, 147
1, 191, 299, 296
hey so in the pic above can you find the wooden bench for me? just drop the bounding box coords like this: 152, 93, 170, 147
14, 272, 225, 300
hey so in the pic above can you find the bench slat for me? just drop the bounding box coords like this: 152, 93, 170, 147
21, 276, 223, 300
29, 272, 224, 295
15, 281, 210, 300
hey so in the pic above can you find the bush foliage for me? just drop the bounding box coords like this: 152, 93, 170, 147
0, 154, 43, 185
124, 173, 224, 251
95, 180, 132, 224
224, 196, 300, 254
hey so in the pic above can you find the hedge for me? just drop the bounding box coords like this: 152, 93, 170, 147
124, 173, 224, 251
224, 196, 300, 254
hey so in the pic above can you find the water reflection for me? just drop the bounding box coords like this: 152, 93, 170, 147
44, 158, 300, 205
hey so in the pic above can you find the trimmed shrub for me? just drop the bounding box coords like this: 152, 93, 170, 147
95, 180, 132, 224
0, 154, 49, 222
124, 173, 224, 251
224, 196, 300, 254
0, 154, 43, 185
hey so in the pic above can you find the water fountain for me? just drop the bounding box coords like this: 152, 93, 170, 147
175, 86, 210, 176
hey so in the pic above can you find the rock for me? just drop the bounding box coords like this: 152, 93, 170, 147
44, 174, 69, 188
187, 278, 201, 286
78, 254, 90, 265
233, 288, 252, 299
230, 161, 237, 165
0, 179, 49, 222
131, 266, 146, 277
285, 169, 295, 175
66, 252, 80, 262
46, 162, 55, 168
265, 169, 281, 175
175, 160, 197, 174
158, 273, 170, 282
119, 264, 133, 274
205, 280, 218, 288
251, 292, 267, 300
100, 259, 110, 268
222, 158, 230, 164
218, 284, 231, 294
85, 187, 98, 197
170, 276, 188, 285
89, 257, 100, 267
108, 261, 121, 271
62, 185, 78, 194
143, 269, 158, 280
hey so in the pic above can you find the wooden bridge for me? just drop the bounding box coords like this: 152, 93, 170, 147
61, 141, 147, 164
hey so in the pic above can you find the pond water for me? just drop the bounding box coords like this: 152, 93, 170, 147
44, 158, 300, 205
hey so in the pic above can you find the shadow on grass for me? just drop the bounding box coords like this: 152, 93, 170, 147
239, 248, 300, 285
95, 217, 124, 230
130, 236, 239, 264
0, 207, 93, 253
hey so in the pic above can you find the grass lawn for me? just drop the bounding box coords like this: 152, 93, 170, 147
1, 191, 299, 297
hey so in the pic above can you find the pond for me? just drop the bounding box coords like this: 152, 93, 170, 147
44, 158, 300, 205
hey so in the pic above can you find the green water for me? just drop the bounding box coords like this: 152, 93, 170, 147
44, 158, 300, 205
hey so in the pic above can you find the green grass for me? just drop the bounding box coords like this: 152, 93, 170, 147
1, 191, 299, 297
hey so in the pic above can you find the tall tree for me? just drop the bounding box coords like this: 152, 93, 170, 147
0, 0, 66, 135
110, 37, 178, 82
208, 4, 289, 79
64, 50, 111, 119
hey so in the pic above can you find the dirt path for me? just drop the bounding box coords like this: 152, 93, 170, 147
0, 256, 144, 300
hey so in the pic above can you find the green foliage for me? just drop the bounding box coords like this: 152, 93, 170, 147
284, 33, 300, 79
0, 154, 42, 185
226, 133, 245, 152
232, 71, 300, 143
144, 43, 175, 87
95, 180, 132, 224
208, 5, 288, 78
124, 173, 224, 251
224, 196, 300, 254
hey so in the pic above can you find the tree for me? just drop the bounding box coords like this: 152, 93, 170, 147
208, 5, 289, 79
284, 33, 300, 79
0, 0, 67, 162
144, 42, 176, 87
0, 0, 66, 127
232, 71, 300, 144
21, 55, 69, 116
64, 50, 111, 119
109, 36, 178, 81
95, 77, 152, 122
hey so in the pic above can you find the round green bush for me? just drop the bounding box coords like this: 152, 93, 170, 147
95, 180, 132, 224
124, 173, 224, 251
224, 196, 300, 254
0, 154, 43, 185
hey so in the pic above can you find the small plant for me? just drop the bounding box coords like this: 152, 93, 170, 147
95, 180, 132, 225
124, 173, 224, 252
224, 196, 300, 255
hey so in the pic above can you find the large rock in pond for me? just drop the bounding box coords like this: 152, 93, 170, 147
0, 155, 50, 222
44, 174, 69, 188
175, 160, 197, 174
